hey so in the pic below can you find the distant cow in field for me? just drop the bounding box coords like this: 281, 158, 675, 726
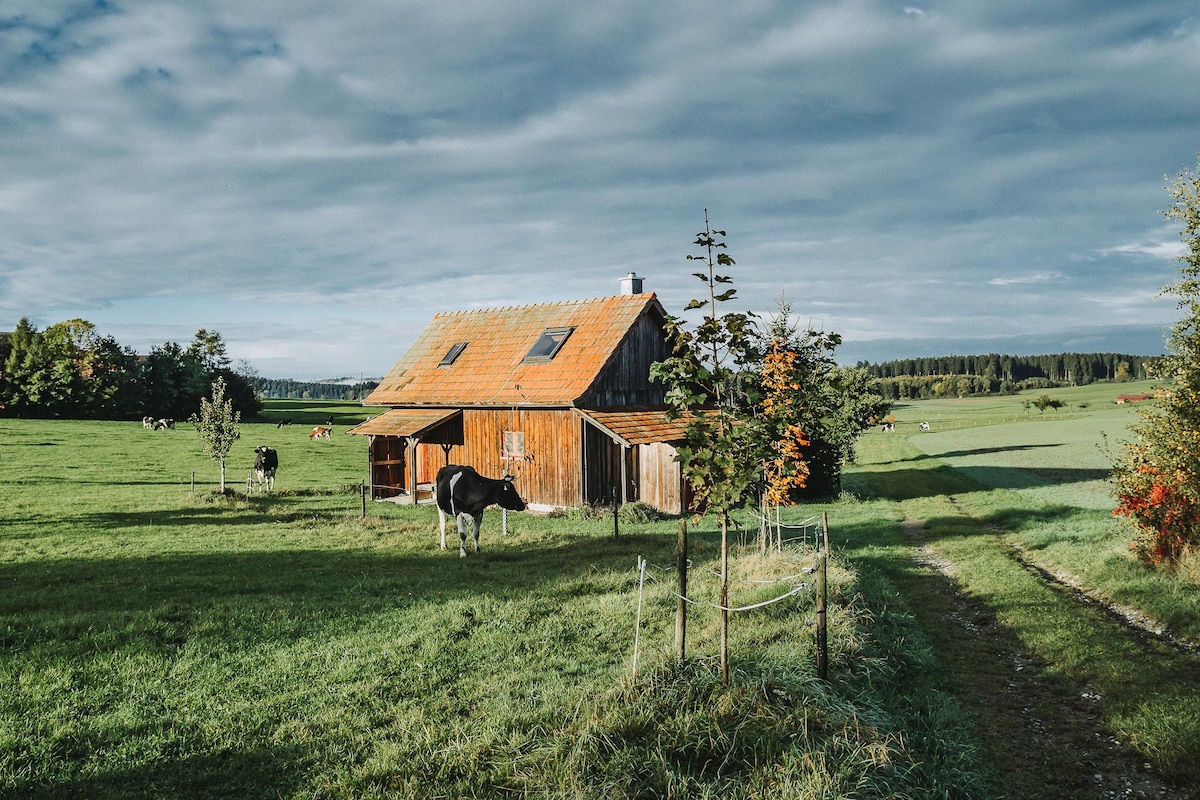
436, 465, 526, 557
919, 422, 931, 432
154, 418, 175, 430
276, 417, 293, 428
142, 416, 155, 429
248, 446, 278, 492
309, 425, 331, 440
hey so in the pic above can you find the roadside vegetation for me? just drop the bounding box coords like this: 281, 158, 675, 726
1112, 157, 1200, 569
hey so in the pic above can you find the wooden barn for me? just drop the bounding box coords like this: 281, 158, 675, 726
348, 280, 691, 513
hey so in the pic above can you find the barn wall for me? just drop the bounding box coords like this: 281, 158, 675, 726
581, 310, 671, 407
583, 424, 622, 506
369, 407, 687, 514
636, 441, 686, 515
412, 408, 583, 509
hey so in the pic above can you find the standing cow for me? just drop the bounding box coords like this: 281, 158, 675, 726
436, 465, 526, 557
248, 446, 278, 492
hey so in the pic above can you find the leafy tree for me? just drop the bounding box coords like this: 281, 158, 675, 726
0, 318, 47, 415
751, 308, 889, 499
187, 328, 232, 373
650, 213, 762, 684
136, 341, 208, 420
39, 319, 137, 417
1114, 157, 1200, 567
213, 367, 263, 419
1032, 394, 1064, 413
758, 333, 811, 508
191, 376, 241, 492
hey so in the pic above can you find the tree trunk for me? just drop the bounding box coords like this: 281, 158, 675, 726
720, 514, 729, 685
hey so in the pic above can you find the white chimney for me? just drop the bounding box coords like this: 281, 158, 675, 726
619, 272, 644, 295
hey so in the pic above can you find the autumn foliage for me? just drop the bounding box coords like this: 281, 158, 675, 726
760, 339, 811, 506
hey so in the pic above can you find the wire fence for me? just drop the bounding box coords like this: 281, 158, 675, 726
628, 516, 826, 677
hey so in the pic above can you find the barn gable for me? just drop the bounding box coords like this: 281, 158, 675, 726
350, 290, 690, 513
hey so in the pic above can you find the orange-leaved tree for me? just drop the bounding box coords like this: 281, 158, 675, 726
760, 336, 811, 508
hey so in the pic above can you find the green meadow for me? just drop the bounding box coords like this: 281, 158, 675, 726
2, 383, 1198, 798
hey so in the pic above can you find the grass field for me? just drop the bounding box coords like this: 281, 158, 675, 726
1, 404, 991, 798
3, 384, 1198, 798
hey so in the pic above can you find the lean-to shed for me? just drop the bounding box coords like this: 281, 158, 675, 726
348, 281, 691, 513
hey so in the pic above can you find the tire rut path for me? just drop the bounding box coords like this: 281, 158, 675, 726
899, 513, 1195, 800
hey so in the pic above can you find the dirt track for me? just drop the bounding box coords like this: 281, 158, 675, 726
900, 516, 1196, 800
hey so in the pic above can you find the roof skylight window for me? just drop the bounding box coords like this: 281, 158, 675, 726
523, 327, 573, 362
439, 341, 468, 366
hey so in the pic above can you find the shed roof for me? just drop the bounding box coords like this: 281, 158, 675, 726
577, 408, 689, 446
364, 293, 666, 407
346, 408, 460, 437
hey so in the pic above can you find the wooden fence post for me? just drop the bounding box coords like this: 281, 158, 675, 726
675, 518, 687, 662
612, 487, 619, 539
361, 480, 366, 518
816, 533, 828, 681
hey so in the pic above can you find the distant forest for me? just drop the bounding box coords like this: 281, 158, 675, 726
250, 377, 380, 401
860, 351, 1157, 401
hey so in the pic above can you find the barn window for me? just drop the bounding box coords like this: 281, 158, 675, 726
502, 430, 525, 459
523, 327, 573, 362
439, 341, 468, 366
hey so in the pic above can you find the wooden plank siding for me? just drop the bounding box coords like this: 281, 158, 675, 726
579, 308, 672, 407
637, 441, 687, 514
402, 408, 585, 509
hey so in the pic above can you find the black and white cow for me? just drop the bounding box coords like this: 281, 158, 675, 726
436, 464, 526, 557
248, 446, 278, 492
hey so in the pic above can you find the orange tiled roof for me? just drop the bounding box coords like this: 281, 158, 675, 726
365, 293, 666, 407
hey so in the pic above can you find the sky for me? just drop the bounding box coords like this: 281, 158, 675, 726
2, 1, 1198, 381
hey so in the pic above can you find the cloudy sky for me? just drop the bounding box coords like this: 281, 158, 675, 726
3, 1, 1198, 380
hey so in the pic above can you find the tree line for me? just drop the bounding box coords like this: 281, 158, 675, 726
861, 351, 1157, 400
249, 377, 379, 401
0, 318, 261, 420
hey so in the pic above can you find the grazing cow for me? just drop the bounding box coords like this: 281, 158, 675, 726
154, 418, 175, 430
248, 446, 278, 492
919, 422, 931, 432
142, 416, 155, 429
309, 425, 331, 440
276, 417, 293, 428
436, 465, 526, 557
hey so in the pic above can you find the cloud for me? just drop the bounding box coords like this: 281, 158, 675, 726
1, 1, 1197, 379
989, 272, 1066, 286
